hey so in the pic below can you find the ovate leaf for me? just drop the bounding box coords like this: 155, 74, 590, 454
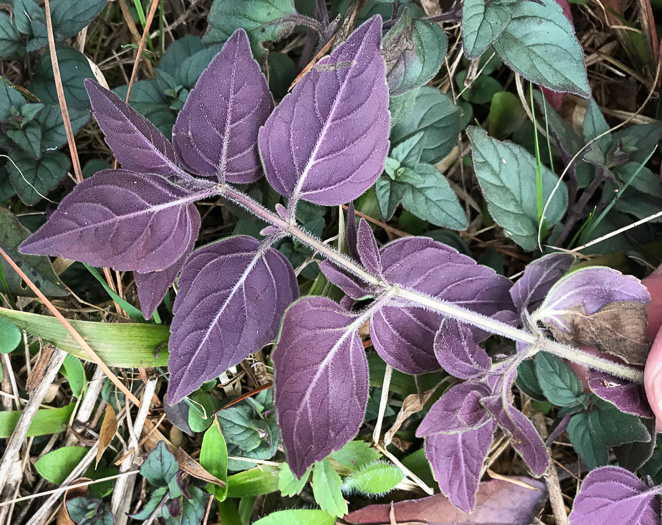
8, 149, 69, 206
568, 466, 660, 524
141, 441, 179, 487
86, 81, 182, 177
0, 208, 67, 297
35, 446, 89, 485
273, 297, 370, 477
201, 420, 229, 501
312, 459, 347, 517
0, 13, 22, 58
329, 441, 381, 471
462, 0, 516, 59
425, 420, 496, 513
370, 237, 513, 374
434, 319, 491, 379
32, 47, 95, 108
492, 0, 590, 97
467, 126, 568, 251
391, 87, 461, 165
588, 370, 653, 418
510, 253, 574, 314
172, 29, 273, 183
0, 318, 20, 354
21, 170, 203, 273
203, 0, 298, 62
567, 413, 608, 470
259, 16, 389, 206
382, 4, 447, 96
481, 396, 549, 476
534, 352, 585, 408
278, 463, 310, 496
342, 461, 404, 494
535, 267, 650, 365
168, 236, 298, 403
588, 400, 650, 447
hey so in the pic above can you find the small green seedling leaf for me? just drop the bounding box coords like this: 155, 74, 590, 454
535, 352, 585, 407
0, 317, 21, 354
278, 463, 310, 496
312, 459, 347, 517
341, 461, 404, 494
252, 509, 336, 525
200, 418, 229, 502
141, 441, 179, 488
35, 446, 89, 484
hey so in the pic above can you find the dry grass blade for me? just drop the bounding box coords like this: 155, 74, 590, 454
0, 247, 140, 407
125, 0, 160, 103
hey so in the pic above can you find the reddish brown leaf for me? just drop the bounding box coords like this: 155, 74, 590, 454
96, 404, 117, 467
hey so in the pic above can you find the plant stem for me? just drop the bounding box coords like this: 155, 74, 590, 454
218, 185, 645, 384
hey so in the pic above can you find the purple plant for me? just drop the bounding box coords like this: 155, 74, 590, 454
18, 15, 655, 514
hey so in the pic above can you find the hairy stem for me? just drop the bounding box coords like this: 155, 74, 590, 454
218, 185, 644, 383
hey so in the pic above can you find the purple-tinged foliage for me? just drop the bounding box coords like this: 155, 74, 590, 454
258, 16, 390, 206
85, 81, 182, 177
135, 207, 201, 319
569, 466, 661, 525
172, 29, 273, 183
319, 260, 372, 300
588, 370, 654, 419
20, 170, 203, 273
273, 297, 370, 478
417, 382, 492, 436
425, 420, 496, 513
536, 267, 650, 323
163, 399, 193, 437
167, 236, 298, 403
370, 237, 514, 374
357, 220, 383, 276
510, 253, 574, 314
481, 396, 549, 476
435, 319, 492, 379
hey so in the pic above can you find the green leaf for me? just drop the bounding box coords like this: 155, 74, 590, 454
516, 359, 546, 401
492, 0, 590, 97
612, 121, 662, 164
114, 80, 176, 139
201, 420, 229, 502
399, 164, 468, 230
329, 441, 381, 471
215, 405, 263, 451
312, 459, 347, 518
467, 126, 568, 251
341, 461, 404, 494
488, 91, 527, 139
567, 413, 608, 470
456, 70, 503, 105
615, 163, 662, 199
0, 317, 21, 354
534, 352, 585, 407
218, 500, 243, 525
181, 485, 206, 524
187, 391, 219, 433
8, 148, 69, 205
0, 81, 25, 123
462, 0, 516, 58
267, 52, 296, 100
391, 87, 461, 165
390, 131, 426, 168
62, 354, 86, 398
141, 441, 179, 488
278, 463, 310, 496
614, 417, 657, 472
583, 99, 611, 153
32, 46, 95, 109
0, 208, 68, 297
0, 404, 75, 438
37, 105, 89, 150
35, 446, 89, 485
375, 176, 407, 221
13, 0, 41, 35
253, 510, 336, 525
130, 486, 168, 520
203, 0, 298, 62
226, 466, 279, 498
20, 102, 45, 122
588, 399, 651, 447
0, 13, 22, 58
7, 121, 42, 159
68, 496, 113, 525
389, 88, 420, 127
0, 307, 170, 367
382, 4, 447, 96
158, 35, 206, 76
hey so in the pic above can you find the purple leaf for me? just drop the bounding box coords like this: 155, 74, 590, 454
319, 260, 372, 300
510, 253, 574, 314
417, 382, 492, 436
273, 296, 370, 477
135, 206, 201, 319
163, 399, 193, 437
481, 396, 549, 477
569, 466, 661, 525
588, 370, 654, 419
85, 81, 182, 177
370, 237, 514, 374
172, 29, 273, 183
535, 267, 650, 365
426, 420, 496, 513
167, 236, 298, 403
357, 219, 383, 276
435, 318, 492, 379
20, 170, 202, 273
258, 16, 389, 206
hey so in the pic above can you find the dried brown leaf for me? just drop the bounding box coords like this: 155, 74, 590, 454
96, 404, 117, 467
546, 302, 649, 365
